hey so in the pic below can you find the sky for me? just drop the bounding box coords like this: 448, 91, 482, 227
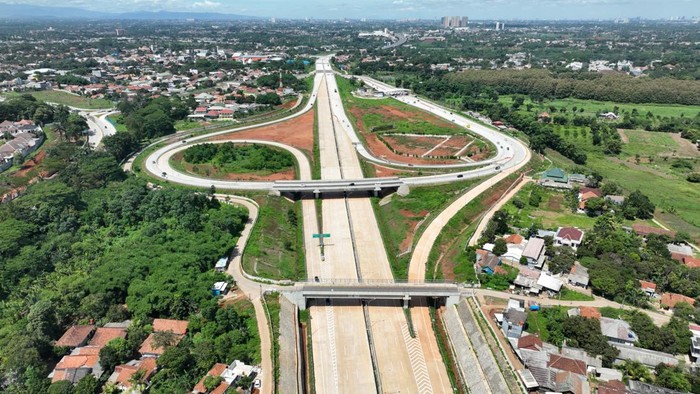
6, 0, 700, 19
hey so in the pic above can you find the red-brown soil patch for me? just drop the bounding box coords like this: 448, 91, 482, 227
280, 100, 296, 110
13, 150, 47, 178
441, 136, 473, 149
382, 135, 444, 156
372, 164, 405, 177
364, 134, 459, 165
397, 210, 429, 253
211, 110, 314, 157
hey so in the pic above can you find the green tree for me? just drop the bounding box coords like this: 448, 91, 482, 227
47, 380, 74, 394
103, 131, 140, 162
99, 337, 132, 371
493, 238, 508, 256
74, 374, 100, 394
549, 247, 576, 274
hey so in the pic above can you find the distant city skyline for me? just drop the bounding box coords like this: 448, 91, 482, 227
1, 0, 699, 20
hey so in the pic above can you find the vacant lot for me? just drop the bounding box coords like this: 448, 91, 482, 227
4, 90, 113, 109
243, 196, 305, 281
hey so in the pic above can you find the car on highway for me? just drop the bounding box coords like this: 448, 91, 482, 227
495, 166, 501, 170
457, 174, 464, 178
314, 276, 320, 282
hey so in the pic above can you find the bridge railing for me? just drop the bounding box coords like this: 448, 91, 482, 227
299, 278, 457, 286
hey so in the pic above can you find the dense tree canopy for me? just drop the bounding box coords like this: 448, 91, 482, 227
0, 150, 253, 391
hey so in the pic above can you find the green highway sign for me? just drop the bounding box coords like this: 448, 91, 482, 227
312, 233, 331, 239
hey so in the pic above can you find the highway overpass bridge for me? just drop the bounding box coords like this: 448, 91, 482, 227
282, 280, 462, 310
272, 177, 406, 198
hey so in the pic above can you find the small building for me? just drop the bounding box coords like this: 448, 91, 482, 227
214, 257, 228, 272
568, 307, 601, 320
522, 237, 546, 268
568, 173, 588, 184
49, 346, 103, 384
88, 327, 127, 347
568, 262, 589, 288
502, 308, 528, 339
660, 292, 696, 309
537, 273, 563, 293
538, 167, 569, 188
612, 343, 678, 367
631, 223, 675, 239
683, 256, 700, 269
600, 317, 638, 345
689, 324, 700, 360
599, 112, 619, 120
108, 358, 157, 393
55, 325, 95, 349
212, 281, 228, 296
639, 280, 657, 297
193, 360, 261, 394
139, 319, 188, 358
475, 250, 502, 275
555, 227, 585, 249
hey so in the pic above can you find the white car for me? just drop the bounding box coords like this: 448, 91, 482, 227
253, 379, 261, 389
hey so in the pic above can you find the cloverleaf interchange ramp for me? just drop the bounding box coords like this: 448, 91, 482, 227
136, 56, 530, 393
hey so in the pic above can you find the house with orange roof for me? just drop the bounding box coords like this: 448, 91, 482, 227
568, 307, 601, 320
192, 363, 229, 394
639, 280, 657, 297
88, 327, 127, 347
55, 325, 95, 348
139, 319, 188, 358
108, 357, 157, 393
49, 348, 103, 384
684, 256, 700, 269
660, 292, 696, 309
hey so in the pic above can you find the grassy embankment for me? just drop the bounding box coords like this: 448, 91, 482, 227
372, 179, 482, 280
263, 292, 281, 388
242, 196, 305, 281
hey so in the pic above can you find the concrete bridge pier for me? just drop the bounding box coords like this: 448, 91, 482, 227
313, 189, 320, 199
373, 187, 381, 197
403, 295, 411, 309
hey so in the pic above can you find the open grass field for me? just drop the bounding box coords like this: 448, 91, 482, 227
242, 196, 305, 281
3, 90, 113, 109
502, 183, 598, 231
547, 144, 700, 242
499, 95, 700, 119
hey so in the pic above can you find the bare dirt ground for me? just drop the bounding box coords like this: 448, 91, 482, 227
348, 104, 464, 165
548, 195, 563, 211
669, 133, 700, 157
14, 150, 47, 178
382, 135, 446, 156
212, 110, 315, 157
617, 129, 629, 143
364, 134, 460, 165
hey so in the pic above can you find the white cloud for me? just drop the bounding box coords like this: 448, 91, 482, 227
192, 0, 222, 8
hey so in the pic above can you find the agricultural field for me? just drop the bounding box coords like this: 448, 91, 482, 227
243, 196, 305, 281
3, 90, 113, 109
544, 126, 700, 242
499, 95, 700, 119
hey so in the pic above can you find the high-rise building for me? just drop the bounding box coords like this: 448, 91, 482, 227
495, 22, 505, 31
442, 16, 468, 28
